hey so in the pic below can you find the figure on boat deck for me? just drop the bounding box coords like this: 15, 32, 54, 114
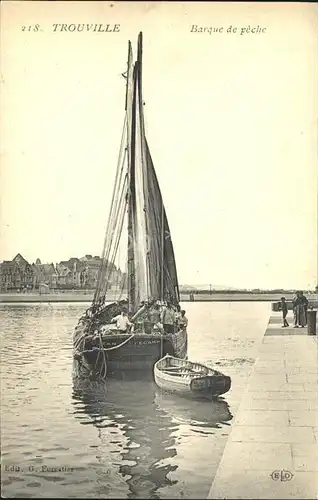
111, 310, 133, 333
161, 303, 176, 334
174, 305, 181, 324
179, 310, 188, 330
144, 303, 163, 334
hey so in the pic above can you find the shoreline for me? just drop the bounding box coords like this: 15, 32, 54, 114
1, 292, 317, 305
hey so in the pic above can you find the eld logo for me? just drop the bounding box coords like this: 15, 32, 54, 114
270, 470, 294, 482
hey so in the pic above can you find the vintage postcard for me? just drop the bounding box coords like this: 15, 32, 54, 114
1, 1, 317, 499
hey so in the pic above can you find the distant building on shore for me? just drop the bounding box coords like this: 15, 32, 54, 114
78, 255, 126, 290
0, 254, 34, 291
32, 259, 58, 290
0, 253, 126, 291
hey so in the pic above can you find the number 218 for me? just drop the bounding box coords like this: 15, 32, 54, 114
21, 25, 40, 32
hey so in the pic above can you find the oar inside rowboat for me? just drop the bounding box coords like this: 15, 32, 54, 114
160, 365, 191, 371
161, 367, 208, 375
161, 366, 206, 372
160, 371, 208, 377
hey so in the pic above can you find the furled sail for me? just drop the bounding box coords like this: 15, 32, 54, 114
128, 37, 149, 312
126, 41, 138, 312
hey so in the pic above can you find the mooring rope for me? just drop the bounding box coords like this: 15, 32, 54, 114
98, 330, 108, 376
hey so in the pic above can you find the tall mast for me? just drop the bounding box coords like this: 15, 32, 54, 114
160, 199, 164, 301
126, 41, 137, 313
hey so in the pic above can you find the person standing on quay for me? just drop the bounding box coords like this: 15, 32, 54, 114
297, 291, 307, 327
279, 297, 289, 327
292, 291, 307, 328
292, 291, 300, 327
299, 291, 309, 325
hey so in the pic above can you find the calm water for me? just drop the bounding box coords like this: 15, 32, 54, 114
1, 301, 270, 499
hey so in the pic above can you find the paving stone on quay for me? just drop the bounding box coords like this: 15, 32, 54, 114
207, 313, 318, 499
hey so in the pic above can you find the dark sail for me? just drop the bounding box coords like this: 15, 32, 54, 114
144, 141, 180, 305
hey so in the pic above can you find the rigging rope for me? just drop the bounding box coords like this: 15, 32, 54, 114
98, 330, 107, 377
99, 174, 128, 299
101, 116, 127, 246
118, 257, 128, 301
104, 179, 128, 281
95, 170, 128, 300
94, 116, 128, 302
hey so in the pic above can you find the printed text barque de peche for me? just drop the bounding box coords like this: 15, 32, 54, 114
190, 24, 267, 35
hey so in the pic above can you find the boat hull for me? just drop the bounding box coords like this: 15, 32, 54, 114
73, 328, 188, 379
190, 374, 231, 400
154, 373, 231, 400
102, 334, 166, 373
154, 355, 231, 400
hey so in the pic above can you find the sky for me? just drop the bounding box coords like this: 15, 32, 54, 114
1, 1, 317, 289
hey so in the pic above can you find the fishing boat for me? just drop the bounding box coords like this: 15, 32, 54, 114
73, 33, 187, 379
154, 355, 231, 400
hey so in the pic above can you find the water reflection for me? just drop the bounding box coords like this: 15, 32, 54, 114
72, 376, 232, 499
154, 391, 233, 429
2, 301, 266, 499
73, 377, 178, 499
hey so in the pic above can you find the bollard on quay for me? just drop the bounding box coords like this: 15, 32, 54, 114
271, 302, 280, 312
307, 309, 317, 335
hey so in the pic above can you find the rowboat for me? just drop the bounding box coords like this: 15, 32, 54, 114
73, 32, 187, 380
154, 355, 231, 400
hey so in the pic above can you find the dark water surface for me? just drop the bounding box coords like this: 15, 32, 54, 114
1, 302, 270, 498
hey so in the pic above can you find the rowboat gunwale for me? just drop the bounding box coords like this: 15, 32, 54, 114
154, 354, 223, 377
154, 354, 231, 399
